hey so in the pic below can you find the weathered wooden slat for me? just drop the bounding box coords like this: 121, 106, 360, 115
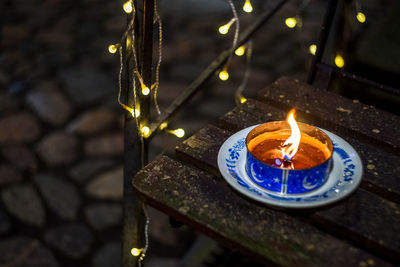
257, 77, 400, 152
176, 125, 233, 177
133, 156, 392, 267
346, 139, 400, 203
219, 99, 400, 203
219, 99, 286, 131
175, 125, 400, 262
310, 190, 400, 261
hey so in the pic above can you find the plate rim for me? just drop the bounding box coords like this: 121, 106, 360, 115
217, 125, 363, 209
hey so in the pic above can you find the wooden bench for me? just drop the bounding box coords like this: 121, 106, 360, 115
133, 77, 400, 266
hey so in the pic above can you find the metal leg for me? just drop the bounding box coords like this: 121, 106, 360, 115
122, 0, 154, 266
307, 0, 339, 85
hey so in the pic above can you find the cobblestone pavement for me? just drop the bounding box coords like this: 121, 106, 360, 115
0, 0, 326, 266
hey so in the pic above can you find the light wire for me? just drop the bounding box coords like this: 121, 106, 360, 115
153, 0, 162, 115
235, 40, 253, 102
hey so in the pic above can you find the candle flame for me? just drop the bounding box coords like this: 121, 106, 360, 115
281, 109, 300, 161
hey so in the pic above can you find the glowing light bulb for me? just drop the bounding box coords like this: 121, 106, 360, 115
173, 128, 185, 138
309, 44, 317, 55
130, 108, 140, 118
219, 25, 229, 35
243, 0, 253, 13
141, 126, 151, 138
108, 44, 118, 54
131, 248, 142, 256
126, 36, 131, 47
219, 68, 229, 81
142, 86, 150, 95
334, 54, 345, 68
139, 79, 150, 95
236, 93, 247, 104
235, 46, 246, 56
285, 17, 297, 28
123, 1, 133, 13
121, 104, 140, 118
160, 122, 168, 130
218, 20, 234, 35
356, 12, 366, 23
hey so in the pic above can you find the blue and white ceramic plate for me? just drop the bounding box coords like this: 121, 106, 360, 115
217, 125, 363, 209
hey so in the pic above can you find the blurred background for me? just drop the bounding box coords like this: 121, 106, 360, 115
0, 0, 399, 266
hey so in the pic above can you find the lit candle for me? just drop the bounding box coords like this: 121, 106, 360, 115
245, 109, 333, 194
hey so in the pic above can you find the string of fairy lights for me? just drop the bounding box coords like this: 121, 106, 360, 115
286, 0, 366, 69
108, 0, 367, 264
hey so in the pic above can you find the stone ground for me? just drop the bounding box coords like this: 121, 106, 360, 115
0, 0, 391, 266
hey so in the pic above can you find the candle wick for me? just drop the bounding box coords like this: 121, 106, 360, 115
282, 158, 293, 169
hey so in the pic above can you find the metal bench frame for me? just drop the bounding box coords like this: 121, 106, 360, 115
121, 0, 398, 265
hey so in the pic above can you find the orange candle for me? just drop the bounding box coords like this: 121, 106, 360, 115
246, 110, 332, 170
245, 109, 334, 194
